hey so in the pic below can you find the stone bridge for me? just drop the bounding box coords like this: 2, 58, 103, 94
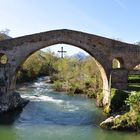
0, 29, 140, 112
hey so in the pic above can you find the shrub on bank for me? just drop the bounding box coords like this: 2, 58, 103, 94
101, 91, 140, 131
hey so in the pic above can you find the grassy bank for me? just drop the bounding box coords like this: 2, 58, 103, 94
101, 89, 140, 131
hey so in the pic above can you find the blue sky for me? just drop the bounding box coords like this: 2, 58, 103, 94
0, 0, 140, 55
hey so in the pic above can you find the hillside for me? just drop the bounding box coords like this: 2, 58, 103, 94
0, 33, 12, 41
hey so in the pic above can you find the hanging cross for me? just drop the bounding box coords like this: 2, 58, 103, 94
58, 47, 67, 58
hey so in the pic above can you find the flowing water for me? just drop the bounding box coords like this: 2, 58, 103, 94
0, 77, 140, 140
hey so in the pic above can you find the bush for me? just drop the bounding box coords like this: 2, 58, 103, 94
125, 91, 140, 113
53, 81, 63, 91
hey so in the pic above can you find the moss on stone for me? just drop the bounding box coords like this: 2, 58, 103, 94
103, 105, 110, 114
96, 90, 104, 107
100, 111, 140, 131
100, 89, 140, 131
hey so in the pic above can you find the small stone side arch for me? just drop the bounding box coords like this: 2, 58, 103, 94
0, 53, 8, 65
134, 64, 140, 70
112, 57, 124, 69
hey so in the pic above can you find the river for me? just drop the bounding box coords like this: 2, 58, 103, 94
0, 76, 140, 140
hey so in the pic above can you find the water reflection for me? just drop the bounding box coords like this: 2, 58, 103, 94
0, 109, 22, 125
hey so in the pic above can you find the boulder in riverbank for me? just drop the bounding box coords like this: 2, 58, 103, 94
0, 92, 29, 114
100, 112, 140, 131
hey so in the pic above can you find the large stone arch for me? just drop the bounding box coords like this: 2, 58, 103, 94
14, 42, 109, 105
1, 29, 140, 109
0, 29, 111, 105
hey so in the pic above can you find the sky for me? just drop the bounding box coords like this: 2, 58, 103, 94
0, 0, 140, 55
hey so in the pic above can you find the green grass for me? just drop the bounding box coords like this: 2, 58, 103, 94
128, 84, 140, 91
128, 74, 140, 83
128, 74, 140, 91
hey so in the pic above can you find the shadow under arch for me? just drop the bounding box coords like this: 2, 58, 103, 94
15, 43, 109, 105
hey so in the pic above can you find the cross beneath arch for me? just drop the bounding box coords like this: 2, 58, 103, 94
58, 47, 67, 58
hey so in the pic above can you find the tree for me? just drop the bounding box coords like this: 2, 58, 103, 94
0, 29, 10, 35
126, 92, 140, 113
0, 29, 11, 41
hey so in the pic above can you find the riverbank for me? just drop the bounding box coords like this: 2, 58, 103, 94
16, 77, 140, 132
0, 91, 29, 114
15, 78, 140, 139
47, 78, 140, 132
100, 111, 140, 131
100, 89, 140, 132
15, 49, 140, 132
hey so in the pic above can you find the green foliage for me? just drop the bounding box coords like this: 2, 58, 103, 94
17, 50, 103, 102
128, 74, 140, 83
109, 112, 140, 131
103, 105, 110, 114
0, 34, 5, 41
0, 29, 10, 41
96, 90, 104, 107
101, 89, 140, 131
52, 56, 102, 99
128, 74, 140, 91
128, 84, 140, 91
53, 81, 63, 91
17, 50, 58, 82
125, 91, 140, 113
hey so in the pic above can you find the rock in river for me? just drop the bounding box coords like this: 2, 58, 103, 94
0, 91, 29, 113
